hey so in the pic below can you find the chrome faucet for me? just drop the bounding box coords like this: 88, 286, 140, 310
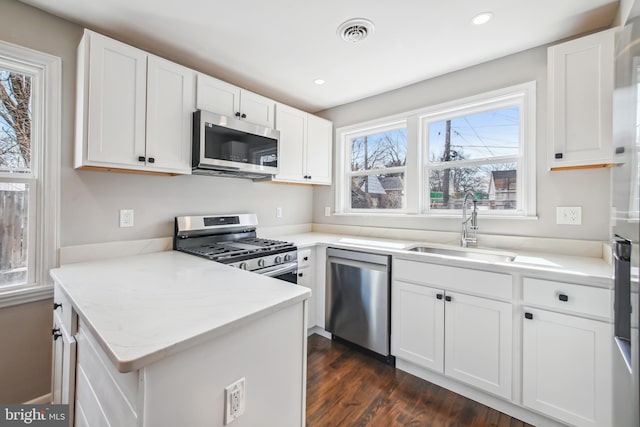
461, 190, 478, 247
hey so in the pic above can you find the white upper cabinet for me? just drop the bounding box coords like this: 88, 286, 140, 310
547, 28, 616, 170
196, 74, 275, 128
76, 30, 194, 174
273, 103, 333, 185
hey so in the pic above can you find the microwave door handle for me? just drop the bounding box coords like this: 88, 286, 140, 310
260, 262, 297, 278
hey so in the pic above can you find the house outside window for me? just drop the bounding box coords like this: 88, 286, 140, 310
340, 122, 407, 212
0, 40, 60, 303
335, 82, 536, 217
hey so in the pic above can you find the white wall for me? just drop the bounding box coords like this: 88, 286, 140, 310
0, 0, 313, 248
314, 43, 612, 241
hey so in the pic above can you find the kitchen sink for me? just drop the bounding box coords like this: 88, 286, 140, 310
407, 245, 517, 263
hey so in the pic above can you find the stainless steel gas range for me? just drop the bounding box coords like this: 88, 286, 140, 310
173, 214, 298, 283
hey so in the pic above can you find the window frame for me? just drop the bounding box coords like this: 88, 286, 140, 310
0, 40, 61, 306
335, 82, 536, 218
337, 118, 409, 213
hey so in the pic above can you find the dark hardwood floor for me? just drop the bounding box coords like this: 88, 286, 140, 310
306, 334, 534, 427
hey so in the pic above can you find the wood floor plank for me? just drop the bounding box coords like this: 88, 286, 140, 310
306, 334, 534, 427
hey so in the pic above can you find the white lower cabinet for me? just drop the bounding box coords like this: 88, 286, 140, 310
522, 279, 613, 427
391, 261, 513, 400
297, 248, 315, 328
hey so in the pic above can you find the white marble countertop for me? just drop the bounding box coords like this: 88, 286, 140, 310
50, 251, 310, 373
281, 232, 614, 288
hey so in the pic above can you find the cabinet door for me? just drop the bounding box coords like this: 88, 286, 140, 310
196, 74, 240, 118
86, 33, 147, 168
522, 308, 612, 426
240, 90, 275, 128
51, 317, 76, 427
275, 103, 307, 182
444, 292, 512, 399
146, 56, 194, 174
547, 29, 615, 169
297, 266, 315, 328
391, 281, 444, 372
305, 115, 333, 185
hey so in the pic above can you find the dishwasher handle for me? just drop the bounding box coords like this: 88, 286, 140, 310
327, 256, 389, 272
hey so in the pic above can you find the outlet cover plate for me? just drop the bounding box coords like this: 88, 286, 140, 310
224, 377, 245, 425
556, 206, 582, 225
119, 209, 134, 228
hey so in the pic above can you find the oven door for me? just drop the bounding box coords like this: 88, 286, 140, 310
258, 262, 298, 284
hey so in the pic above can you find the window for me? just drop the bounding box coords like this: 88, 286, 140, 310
0, 41, 60, 302
335, 82, 536, 217
340, 122, 407, 211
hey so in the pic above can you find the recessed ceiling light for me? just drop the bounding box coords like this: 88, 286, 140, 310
313, 79, 325, 85
472, 12, 493, 25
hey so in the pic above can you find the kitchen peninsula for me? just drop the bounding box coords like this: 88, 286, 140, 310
50, 251, 310, 427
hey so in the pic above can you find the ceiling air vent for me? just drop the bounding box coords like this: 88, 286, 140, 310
337, 18, 375, 43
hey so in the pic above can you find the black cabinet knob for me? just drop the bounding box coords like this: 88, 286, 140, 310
303, 257, 308, 261
235, 112, 241, 117
53, 302, 62, 310
436, 294, 443, 300
558, 294, 569, 302
138, 156, 146, 162
148, 157, 155, 164
298, 273, 303, 277
555, 153, 563, 159
308, 175, 312, 179
525, 312, 533, 320
241, 113, 246, 119
52, 328, 62, 340
445, 295, 452, 302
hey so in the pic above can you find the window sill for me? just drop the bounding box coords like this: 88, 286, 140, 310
0, 284, 54, 309
333, 212, 539, 220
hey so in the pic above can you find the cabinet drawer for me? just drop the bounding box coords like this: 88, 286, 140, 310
297, 249, 312, 268
523, 278, 611, 319
394, 259, 512, 299
54, 285, 77, 334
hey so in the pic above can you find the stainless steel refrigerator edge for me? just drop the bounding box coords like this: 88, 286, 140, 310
325, 248, 393, 361
612, 6, 640, 427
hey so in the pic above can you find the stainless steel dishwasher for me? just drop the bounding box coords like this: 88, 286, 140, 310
325, 247, 393, 363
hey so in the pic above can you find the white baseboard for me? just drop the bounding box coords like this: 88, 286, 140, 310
307, 326, 331, 339
24, 393, 51, 404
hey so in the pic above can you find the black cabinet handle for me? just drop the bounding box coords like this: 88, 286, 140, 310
241, 113, 246, 119
436, 294, 443, 300
148, 157, 155, 164
303, 257, 308, 261
525, 312, 533, 320
298, 273, 303, 277
308, 175, 312, 179
53, 302, 62, 310
235, 112, 241, 117
138, 156, 146, 162
445, 295, 452, 302
555, 153, 563, 159
558, 294, 569, 302
52, 328, 62, 340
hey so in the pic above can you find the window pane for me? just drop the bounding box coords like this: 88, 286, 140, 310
428, 163, 517, 210
350, 128, 407, 171
428, 106, 519, 162
351, 173, 405, 209
0, 69, 32, 172
0, 182, 29, 286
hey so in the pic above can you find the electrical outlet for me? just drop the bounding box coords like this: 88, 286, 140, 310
119, 209, 134, 228
276, 207, 283, 218
224, 378, 245, 425
324, 206, 331, 217
556, 206, 582, 225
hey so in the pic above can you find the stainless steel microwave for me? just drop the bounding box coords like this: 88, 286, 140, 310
192, 110, 280, 179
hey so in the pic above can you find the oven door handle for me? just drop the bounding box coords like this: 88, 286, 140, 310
259, 262, 298, 278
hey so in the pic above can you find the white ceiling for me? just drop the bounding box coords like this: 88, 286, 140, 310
19, 0, 619, 112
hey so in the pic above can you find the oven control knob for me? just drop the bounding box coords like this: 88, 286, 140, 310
284, 254, 292, 262
238, 262, 248, 270
257, 259, 265, 267
274, 256, 283, 264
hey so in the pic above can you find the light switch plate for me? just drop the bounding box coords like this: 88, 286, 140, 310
556, 206, 582, 225
119, 209, 134, 228
324, 206, 331, 217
